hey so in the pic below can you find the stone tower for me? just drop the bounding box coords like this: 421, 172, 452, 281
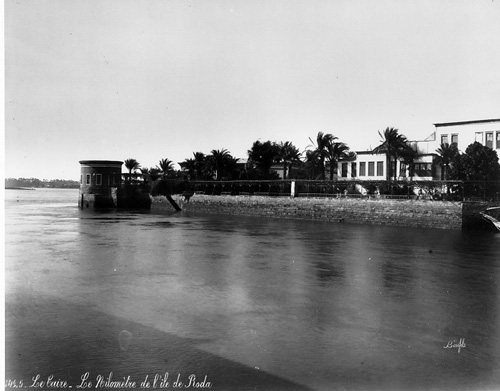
79, 160, 123, 208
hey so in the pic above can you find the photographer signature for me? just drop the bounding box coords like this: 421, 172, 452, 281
443, 338, 466, 353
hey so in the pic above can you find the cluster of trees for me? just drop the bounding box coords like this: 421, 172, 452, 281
123, 157, 176, 182
126, 133, 354, 182
372, 127, 419, 182
436, 141, 500, 181
7, 127, 500, 190
5, 178, 80, 188
124, 127, 500, 183
123, 152, 240, 182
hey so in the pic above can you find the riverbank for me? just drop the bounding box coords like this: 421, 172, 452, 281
151, 194, 499, 231
151, 195, 467, 230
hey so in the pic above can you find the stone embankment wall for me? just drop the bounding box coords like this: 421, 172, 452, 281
152, 195, 465, 230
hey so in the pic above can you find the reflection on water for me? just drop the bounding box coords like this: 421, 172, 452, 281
5, 189, 500, 390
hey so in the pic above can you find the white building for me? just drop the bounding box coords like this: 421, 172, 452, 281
335, 118, 500, 182
418, 118, 500, 155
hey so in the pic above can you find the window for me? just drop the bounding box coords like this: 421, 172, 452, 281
496, 132, 500, 149
451, 134, 458, 145
112, 175, 117, 185
96, 174, 102, 185
107, 175, 111, 185
368, 162, 375, 176
351, 162, 357, 178
486, 132, 494, 149
441, 134, 448, 145
400, 163, 407, 178
475, 132, 483, 143
80, 175, 82, 184
86, 174, 91, 185
341, 163, 348, 177
359, 162, 366, 176
377, 161, 384, 176
414, 163, 432, 177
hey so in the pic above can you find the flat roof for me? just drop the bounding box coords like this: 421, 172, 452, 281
79, 160, 123, 165
434, 118, 500, 127
355, 150, 382, 155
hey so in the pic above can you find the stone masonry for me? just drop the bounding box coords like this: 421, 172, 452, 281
151, 195, 465, 230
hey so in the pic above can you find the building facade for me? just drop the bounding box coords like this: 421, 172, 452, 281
333, 118, 500, 182
423, 118, 500, 155
79, 160, 123, 208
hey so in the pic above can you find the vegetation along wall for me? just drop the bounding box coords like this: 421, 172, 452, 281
152, 195, 468, 230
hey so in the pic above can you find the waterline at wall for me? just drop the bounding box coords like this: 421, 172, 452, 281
151, 195, 471, 230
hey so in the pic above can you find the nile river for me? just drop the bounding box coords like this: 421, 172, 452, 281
5, 188, 500, 390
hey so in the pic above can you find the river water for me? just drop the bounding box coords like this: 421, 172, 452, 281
5, 188, 500, 391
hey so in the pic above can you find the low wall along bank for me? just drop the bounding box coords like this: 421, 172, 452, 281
151, 195, 474, 230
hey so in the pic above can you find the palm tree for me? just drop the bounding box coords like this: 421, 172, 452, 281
149, 168, 161, 181
157, 158, 175, 178
192, 152, 207, 179
435, 143, 459, 180
372, 127, 408, 182
140, 167, 150, 183
278, 141, 301, 179
304, 149, 320, 179
124, 158, 140, 183
179, 158, 197, 179
326, 141, 350, 180
208, 149, 232, 180
307, 132, 336, 179
399, 144, 419, 181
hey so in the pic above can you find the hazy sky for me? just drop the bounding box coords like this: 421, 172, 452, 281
5, 0, 500, 180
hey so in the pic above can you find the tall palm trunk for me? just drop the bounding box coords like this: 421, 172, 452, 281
329, 160, 336, 180
319, 157, 325, 180
386, 153, 391, 183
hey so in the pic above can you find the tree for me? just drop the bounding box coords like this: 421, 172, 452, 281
207, 149, 234, 180
307, 132, 336, 180
149, 168, 161, 181
450, 142, 500, 181
140, 167, 150, 183
247, 141, 280, 178
193, 152, 207, 179
435, 143, 459, 180
179, 158, 197, 179
124, 158, 140, 173
124, 158, 140, 183
326, 141, 350, 180
157, 158, 175, 178
399, 144, 420, 181
277, 141, 301, 179
304, 149, 320, 179
372, 127, 408, 182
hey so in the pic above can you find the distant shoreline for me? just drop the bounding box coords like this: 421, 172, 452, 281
5, 186, 79, 190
